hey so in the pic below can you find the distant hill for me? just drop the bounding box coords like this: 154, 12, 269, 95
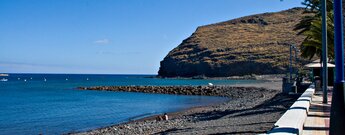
158, 8, 313, 77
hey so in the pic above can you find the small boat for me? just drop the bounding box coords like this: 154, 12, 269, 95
0, 78, 8, 82
86, 78, 89, 81
24, 79, 27, 82
44, 78, 47, 82
208, 83, 214, 86
0, 74, 9, 76
65, 78, 68, 81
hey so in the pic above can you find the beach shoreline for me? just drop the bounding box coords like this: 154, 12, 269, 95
152, 74, 285, 81
73, 78, 299, 135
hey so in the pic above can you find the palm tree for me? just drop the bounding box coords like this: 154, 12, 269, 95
296, 1, 345, 134
294, 0, 334, 60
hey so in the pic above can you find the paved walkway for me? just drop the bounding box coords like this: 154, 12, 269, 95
303, 90, 332, 135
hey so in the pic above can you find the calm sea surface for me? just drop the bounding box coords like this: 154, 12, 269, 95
0, 74, 260, 135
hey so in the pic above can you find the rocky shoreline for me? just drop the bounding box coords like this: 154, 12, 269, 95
75, 84, 299, 135
77, 86, 254, 98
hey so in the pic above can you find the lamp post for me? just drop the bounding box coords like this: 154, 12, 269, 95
289, 44, 293, 81
293, 45, 298, 76
289, 44, 298, 82
321, 0, 328, 104
330, 0, 345, 134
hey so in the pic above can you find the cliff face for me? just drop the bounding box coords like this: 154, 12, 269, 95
158, 8, 312, 77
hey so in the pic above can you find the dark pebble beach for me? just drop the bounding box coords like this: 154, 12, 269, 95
74, 82, 298, 135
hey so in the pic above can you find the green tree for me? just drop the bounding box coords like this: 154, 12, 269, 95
294, 0, 334, 60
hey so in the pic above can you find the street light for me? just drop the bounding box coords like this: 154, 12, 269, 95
330, 0, 345, 134
289, 44, 292, 81
289, 44, 296, 81
321, 0, 328, 104
293, 45, 298, 76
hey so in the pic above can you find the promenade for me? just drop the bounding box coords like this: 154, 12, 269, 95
303, 89, 332, 135
266, 85, 332, 135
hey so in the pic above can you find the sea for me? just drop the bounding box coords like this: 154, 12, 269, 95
0, 74, 260, 135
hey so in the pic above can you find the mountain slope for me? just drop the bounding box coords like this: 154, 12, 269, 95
158, 8, 312, 77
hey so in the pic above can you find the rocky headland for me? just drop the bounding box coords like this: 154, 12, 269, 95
158, 8, 313, 77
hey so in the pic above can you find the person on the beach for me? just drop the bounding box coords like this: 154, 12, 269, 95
156, 115, 163, 121
164, 113, 169, 120
156, 113, 169, 121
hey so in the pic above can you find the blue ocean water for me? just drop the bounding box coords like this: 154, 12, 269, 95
0, 74, 259, 135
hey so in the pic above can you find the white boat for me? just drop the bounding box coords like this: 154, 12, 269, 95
208, 83, 214, 86
0, 74, 9, 76
44, 78, 47, 82
0, 78, 8, 82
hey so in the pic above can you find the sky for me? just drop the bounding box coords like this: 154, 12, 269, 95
0, 0, 303, 74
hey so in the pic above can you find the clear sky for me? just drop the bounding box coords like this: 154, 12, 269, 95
0, 0, 303, 74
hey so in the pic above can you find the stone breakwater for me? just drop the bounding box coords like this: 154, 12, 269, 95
77, 86, 265, 98
75, 84, 298, 135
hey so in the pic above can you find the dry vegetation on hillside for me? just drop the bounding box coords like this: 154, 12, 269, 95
159, 8, 313, 77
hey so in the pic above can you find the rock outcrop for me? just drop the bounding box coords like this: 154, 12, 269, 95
78, 85, 271, 98
158, 8, 312, 77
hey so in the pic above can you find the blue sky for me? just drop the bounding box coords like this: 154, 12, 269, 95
0, 0, 303, 74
